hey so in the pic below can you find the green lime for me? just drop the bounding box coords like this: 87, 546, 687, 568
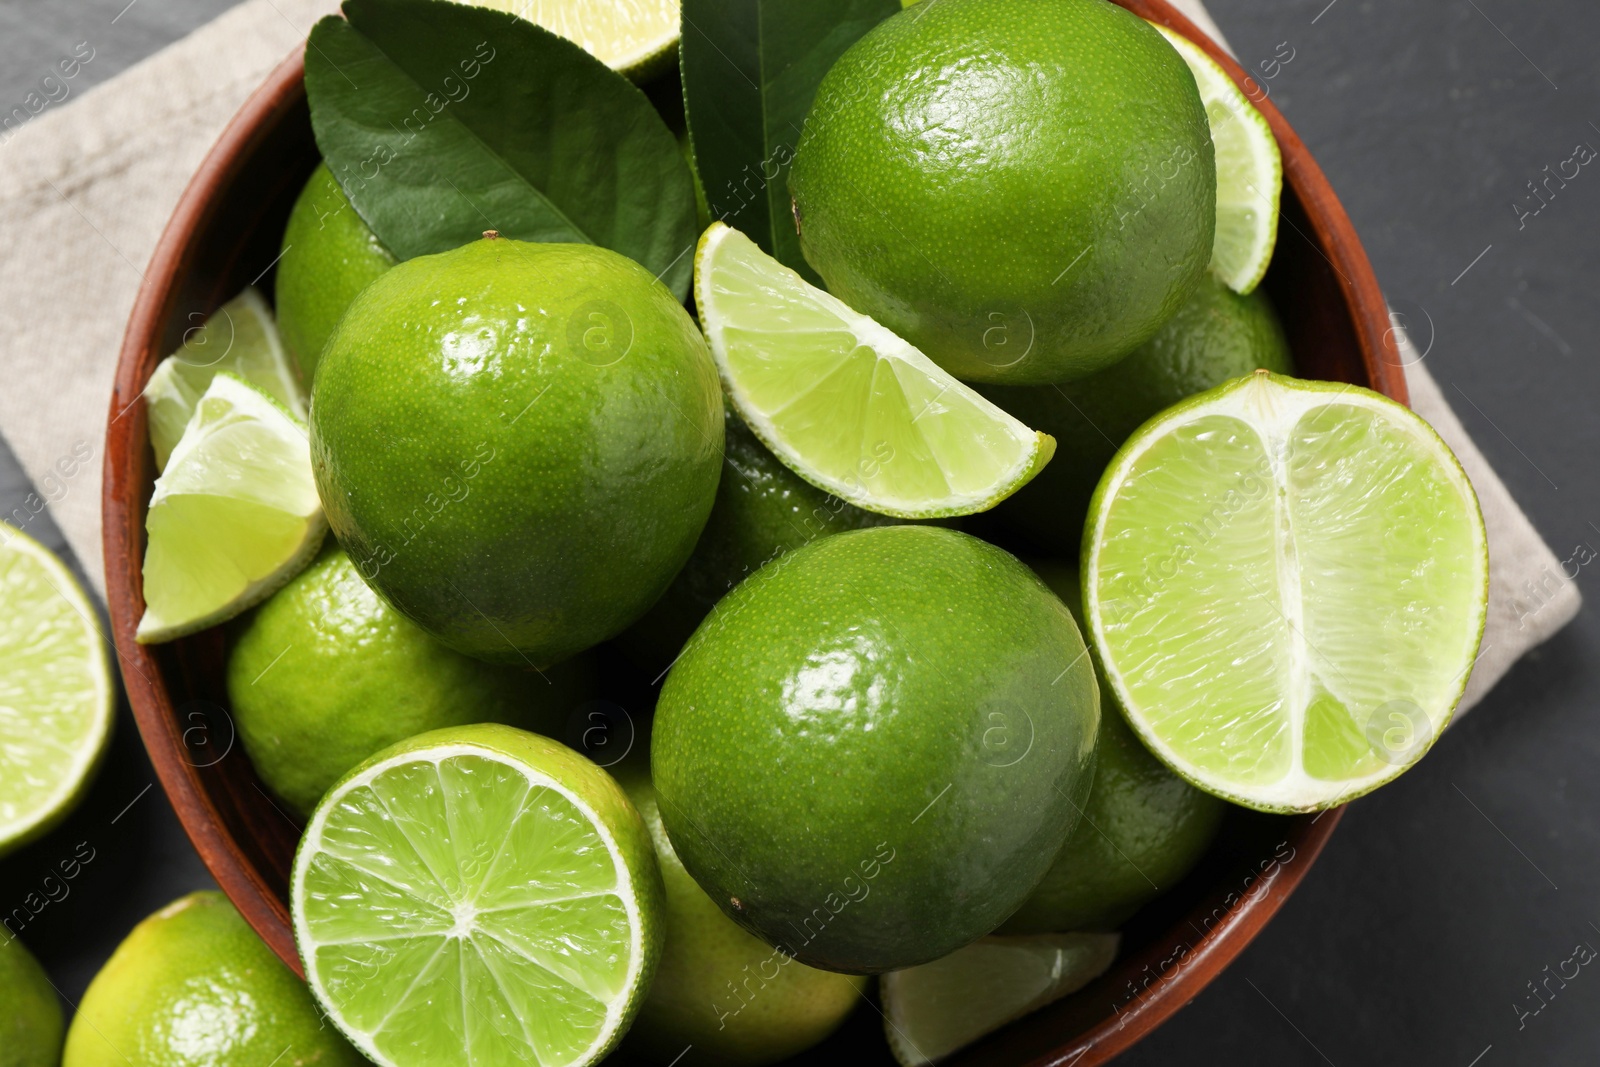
145, 288, 305, 471
1085, 372, 1489, 811
0, 524, 113, 856
788, 0, 1214, 384
1001, 561, 1226, 934
227, 544, 593, 816
137, 374, 326, 644
880, 933, 1118, 1066
465, 0, 679, 80
622, 776, 866, 1067
653, 526, 1099, 973
621, 409, 897, 670
695, 223, 1054, 518
1153, 23, 1282, 294
63, 891, 365, 1067
311, 234, 723, 667
275, 162, 395, 382
983, 272, 1293, 554
0, 938, 63, 1067
292, 723, 665, 1067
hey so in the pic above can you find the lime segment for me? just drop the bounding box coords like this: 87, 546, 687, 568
463, 0, 678, 77
1085, 372, 1488, 811
1154, 24, 1281, 294
0, 526, 112, 856
293, 724, 663, 1067
137, 374, 325, 643
144, 288, 305, 471
694, 223, 1055, 518
880, 933, 1119, 1067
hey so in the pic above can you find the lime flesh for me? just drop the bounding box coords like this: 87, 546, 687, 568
0, 524, 113, 855
292, 723, 664, 1067
137, 374, 325, 643
1153, 23, 1281, 294
464, 0, 679, 78
1085, 372, 1488, 811
694, 223, 1054, 519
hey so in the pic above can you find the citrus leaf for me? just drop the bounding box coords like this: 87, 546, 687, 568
306, 0, 697, 299
680, 0, 899, 282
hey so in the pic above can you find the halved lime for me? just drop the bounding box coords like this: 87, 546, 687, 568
694, 223, 1055, 518
292, 723, 664, 1067
144, 288, 305, 471
136, 374, 324, 644
880, 933, 1119, 1067
0, 525, 113, 856
1154, 24, 1281, 294
1084, 372, 1488, 812
465, 0, 678, 78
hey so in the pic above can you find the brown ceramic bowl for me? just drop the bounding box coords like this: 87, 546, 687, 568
104, 2, 1404, 1063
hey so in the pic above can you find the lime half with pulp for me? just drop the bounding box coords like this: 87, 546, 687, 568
1084, 371, 1488, 812
0, 525, 112, 856
137, 373, 325, 643
1154, 23, 1281, 294
292, 723, 664, 1067
144, 288, 305, 471
694, 222, 1055, 518
464, 0, 678, 78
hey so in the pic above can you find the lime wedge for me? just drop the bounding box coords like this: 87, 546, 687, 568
694, 223, 1055, 518
880, 933, 1119, 1067
292, 724, 664, 1067
1085, 372, 1488, 812
1154, 24, 1281, 294
136, 374, 325, 644
0, 525, 113, 856
145, 288, 306, 471
464, 0, 679, 78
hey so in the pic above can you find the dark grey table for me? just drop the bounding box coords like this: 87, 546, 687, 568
1, 0, 1595, 1062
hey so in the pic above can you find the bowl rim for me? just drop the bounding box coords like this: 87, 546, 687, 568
102, 0, 1397, 1060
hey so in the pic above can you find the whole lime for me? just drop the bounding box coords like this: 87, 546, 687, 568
983, 273, 1293, 554
227, 544, 593, 816
311, 235, 724, 667
1002, 561, 1226, 933
622, 777, 866, 1067
274, 162, 394, 382
620, 410, 896, 671
789, 0, 1214, 385
652, 526, 1100, 973
63, 891, 365, 1067
0, 937, 62, 1067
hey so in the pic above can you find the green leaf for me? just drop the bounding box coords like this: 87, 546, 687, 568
305, 0, 697, 299
681, 0, 899, 281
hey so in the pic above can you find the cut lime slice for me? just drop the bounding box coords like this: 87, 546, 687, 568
292, 724, 664, 1067
1085, 372, 1488, 812
136, 374, 325, 644
880, 933, 1119, 1067
694, 223, 1055, 518
145, 288, 306, 471
1154, 24, 1281, 295
0, 525, 113, 856
465, 0, 679, 78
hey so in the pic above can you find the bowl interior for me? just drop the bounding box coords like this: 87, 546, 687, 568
104, 3, 1402, 1064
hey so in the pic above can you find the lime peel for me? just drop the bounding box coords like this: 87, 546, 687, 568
694, 222, 1055, 519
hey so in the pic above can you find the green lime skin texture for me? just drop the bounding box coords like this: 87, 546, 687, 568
63, 891, 366, 1067
0, 937, 63, 1067
227, 544, 593, 816
984, 273, 1293, 554
653, 526, 1100, 974
788, 0, 1214, 385
275, 162, 395, 382
311, 236, 725, 667
622, 778, 866, 1067
621, 410, 896, 670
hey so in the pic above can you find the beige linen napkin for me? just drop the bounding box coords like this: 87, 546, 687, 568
0, 0, 1577, 715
